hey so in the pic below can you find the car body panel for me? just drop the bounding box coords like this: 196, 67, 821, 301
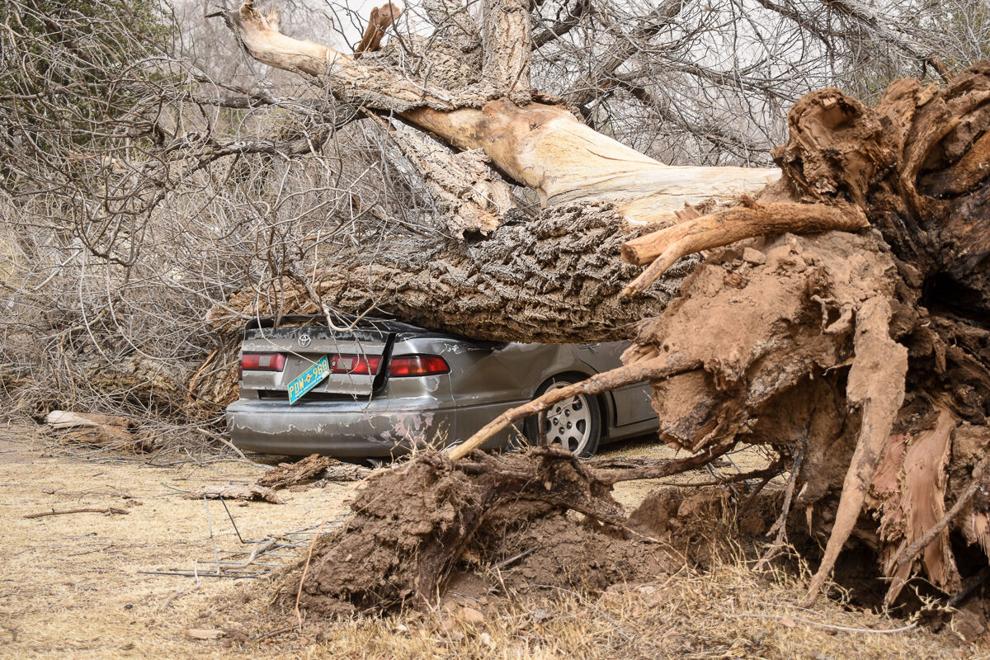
227, 317, 658, 458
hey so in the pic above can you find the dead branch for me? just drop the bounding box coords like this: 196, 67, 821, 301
590, 442, 737, 484
354, 3, 402, 56
448, 355, 700, 460
186, 485, 283, 504
258, 454, 369, 489
533, 0, 589, 47
24, 507, 130, 519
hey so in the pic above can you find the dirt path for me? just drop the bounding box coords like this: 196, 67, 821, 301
0, 424, 968, 658
0, 424, 352, 658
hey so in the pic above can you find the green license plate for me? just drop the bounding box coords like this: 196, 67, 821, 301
287, 355, 330, 405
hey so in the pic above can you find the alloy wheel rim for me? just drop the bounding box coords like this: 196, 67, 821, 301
543, 382, 593, 454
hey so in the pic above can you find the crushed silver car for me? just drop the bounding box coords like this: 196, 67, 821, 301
226, 316, 657, 458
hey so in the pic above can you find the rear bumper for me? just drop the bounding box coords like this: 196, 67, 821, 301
226, 398, 461, 458
226, 397, 531, 458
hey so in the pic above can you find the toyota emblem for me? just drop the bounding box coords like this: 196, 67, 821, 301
297, 332, 312, 347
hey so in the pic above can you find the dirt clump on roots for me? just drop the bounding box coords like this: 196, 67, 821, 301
475, 513, 672, 597
276, 448, 735, 616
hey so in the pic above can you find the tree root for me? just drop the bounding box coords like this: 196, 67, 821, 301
620, 201, 869, 297
802, 298, 907, 605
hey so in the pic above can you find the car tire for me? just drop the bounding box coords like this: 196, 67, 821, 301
525, 375, 603, 457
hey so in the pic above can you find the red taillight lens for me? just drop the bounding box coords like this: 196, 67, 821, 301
240, 352, 286, 372
331, 354, 382, 375
388, 355, 450, 377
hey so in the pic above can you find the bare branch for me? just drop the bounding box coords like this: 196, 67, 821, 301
533, 0, 589, 48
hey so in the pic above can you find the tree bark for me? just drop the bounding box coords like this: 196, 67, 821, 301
209, 204, 691, 343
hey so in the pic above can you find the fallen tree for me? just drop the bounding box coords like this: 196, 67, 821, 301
211, 0, 990, 609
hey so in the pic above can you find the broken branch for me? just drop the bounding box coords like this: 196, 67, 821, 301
448, 355, 699, 461
354, 2, 402, 56
24, 507, 129, 519
621, 202, 870, 297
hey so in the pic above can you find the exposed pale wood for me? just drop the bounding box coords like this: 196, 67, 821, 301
226, 1, 457, 109
620, 202, 869, 296
885, 425, 986, 604
354, 3, 402, 56
411, 101, 779, 220
227, 2, 778, 223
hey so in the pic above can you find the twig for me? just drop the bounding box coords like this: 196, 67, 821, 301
67, 543, 115, 557
294, 522, 325, 630
160, 582, 202, 610
220, 497, 246, 544
494, 546, 538, 570
137, 570, 263, 579
24, 506, 129, 519
756, 442, 805, 570
194, 428, 267, 468
250, 625, 297, 642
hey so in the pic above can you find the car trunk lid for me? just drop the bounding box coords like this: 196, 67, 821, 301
240, 320, 394, 399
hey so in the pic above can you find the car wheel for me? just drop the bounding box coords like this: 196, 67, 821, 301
526, 376, 602, 457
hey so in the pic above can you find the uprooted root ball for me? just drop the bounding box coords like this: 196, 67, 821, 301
275, 448, 704, 615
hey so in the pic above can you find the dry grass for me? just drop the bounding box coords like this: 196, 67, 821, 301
0, 423, 350, 658
0, 424, 974, 658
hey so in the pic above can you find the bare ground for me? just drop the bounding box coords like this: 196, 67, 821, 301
0, 424, 974, 658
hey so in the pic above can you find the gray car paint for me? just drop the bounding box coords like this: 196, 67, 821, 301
227, 319, 657, 458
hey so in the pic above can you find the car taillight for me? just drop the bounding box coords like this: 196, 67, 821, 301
388, 355, 449, 377
330, 354, 381, 375
240, 352, 286, 372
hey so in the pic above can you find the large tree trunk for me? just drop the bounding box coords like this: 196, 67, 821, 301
214, 1, 990, 609
209, 204, 694, 342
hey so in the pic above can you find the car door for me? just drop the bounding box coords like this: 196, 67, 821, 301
576, 341, 656, 426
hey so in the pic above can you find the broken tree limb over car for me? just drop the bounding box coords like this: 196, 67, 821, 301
216, 0, 990, 609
